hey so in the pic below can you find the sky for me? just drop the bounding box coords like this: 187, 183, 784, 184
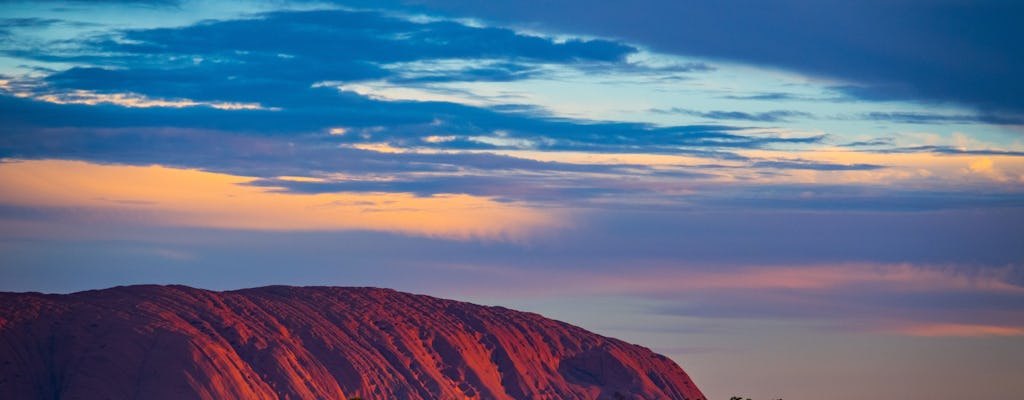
1, 1, 1022, 399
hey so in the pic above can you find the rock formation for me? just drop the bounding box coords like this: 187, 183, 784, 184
0, 285, 704, 399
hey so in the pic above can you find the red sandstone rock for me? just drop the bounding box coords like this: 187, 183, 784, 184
0, 285, 705, 400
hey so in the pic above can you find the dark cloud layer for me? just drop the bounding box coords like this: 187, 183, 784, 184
411, 0, 1024, 115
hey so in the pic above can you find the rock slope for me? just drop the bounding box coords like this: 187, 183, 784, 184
0, 285, 705, 399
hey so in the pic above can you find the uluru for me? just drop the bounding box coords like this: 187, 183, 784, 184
0, 285, 705, 400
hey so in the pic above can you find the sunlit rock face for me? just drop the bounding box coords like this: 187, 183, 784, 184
0, 285, 705, 400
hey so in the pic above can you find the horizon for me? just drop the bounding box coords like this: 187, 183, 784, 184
2, 1, 1023, 399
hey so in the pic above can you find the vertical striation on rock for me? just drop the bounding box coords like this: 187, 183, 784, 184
0, 285, 705, 400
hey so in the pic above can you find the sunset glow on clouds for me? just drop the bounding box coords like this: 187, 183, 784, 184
1, 1, 1023, 399
0, 159, 560, 240
894, 323, 1024, 337
396, 261, 1024, 337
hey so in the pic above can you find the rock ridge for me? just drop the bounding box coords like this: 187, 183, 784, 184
0, 285, 705, 400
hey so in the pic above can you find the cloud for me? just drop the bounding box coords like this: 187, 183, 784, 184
0, 17, 66, 28
4, 101, 1021, 211
0, 159, 563, 241
413, 0, 1024, 114
0, 90, 813, 156
839, 138, 894, 147
718, 92, 804, 101
0, 121, 713, 179
0, 6, 827, 173
30, 0, 180, 4
891, 323, 1024, 337
18, 88, 273, 110
32, 8, 635, 77
750, 160, 885, 171
651, 108, 812, 122
698, 185, 1024, 212
386, 61, 542, 84
378, 259, 1024, 337
872, 145, 1024, 157
0, 7, 643, 124
861, 111, 1024, 126
969, 157, 996, 175
965, 157, 1012, 182
245, 173, 662, 202
736, 147, 1024, 187
1, 3, 1021, 225
676, 264, 1022, 293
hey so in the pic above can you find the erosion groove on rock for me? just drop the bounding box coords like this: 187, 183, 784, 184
0, 285, 705, 400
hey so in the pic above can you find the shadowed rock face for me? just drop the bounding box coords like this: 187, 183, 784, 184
0, 285, 705, 400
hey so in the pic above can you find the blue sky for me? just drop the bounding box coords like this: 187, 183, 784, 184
1, 1, 1023, 399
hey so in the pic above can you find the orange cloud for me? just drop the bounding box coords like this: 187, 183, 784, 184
737, 148, 1024, 185
0, 159, 562, 241
891, 323, 1024, 337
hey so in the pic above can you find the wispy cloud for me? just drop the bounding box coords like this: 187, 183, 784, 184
412, 262, 1024, 337
651, 108, 812, 122
891, 323, 1024, 337
860, 111, 1024, 126
750, 159, 885, 171
3, 86, 274, 110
